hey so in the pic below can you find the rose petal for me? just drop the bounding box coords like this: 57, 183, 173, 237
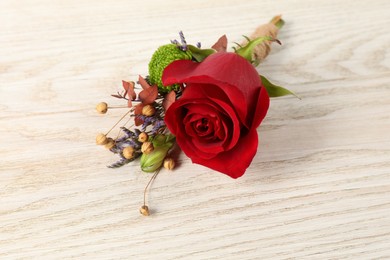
165, 95, 241, 160
251, 86, 270, 129
190, 129, 259, 178
180, 84, 242, 150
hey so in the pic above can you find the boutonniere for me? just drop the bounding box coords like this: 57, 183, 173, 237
95, 15, 297, 216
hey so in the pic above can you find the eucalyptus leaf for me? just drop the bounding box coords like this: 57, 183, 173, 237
261, 75, 300, 99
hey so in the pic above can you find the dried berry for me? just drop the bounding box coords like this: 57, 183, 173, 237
96, 102, 108, 114
141, 141, 154, 154
122, 146, 135, 159
96, 133, 108, 145
138, 132, 148, 143
139, 205, 150, 216
105, 138, 115, 149
163, 157, 175, 170
142, 105, 156, 117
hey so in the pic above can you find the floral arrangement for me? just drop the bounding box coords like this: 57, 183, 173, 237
95, 16, 296, 216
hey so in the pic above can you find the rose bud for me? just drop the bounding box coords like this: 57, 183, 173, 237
163, 157, 175, 170
138, 132, 149, 143
96, 133, 108, 145
141, 141, 154, 154
142, 104, 156, 117
96, 102, 108, 114
122, 146, 135, 159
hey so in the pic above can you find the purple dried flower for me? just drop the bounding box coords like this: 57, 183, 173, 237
151, 120, 166, 134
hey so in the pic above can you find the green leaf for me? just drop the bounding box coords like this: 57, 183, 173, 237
187, 45, 216, 62
261, 75, 300, 99
235, 36, 275, 64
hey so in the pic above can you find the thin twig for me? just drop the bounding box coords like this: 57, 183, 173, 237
143, 169, 160, 206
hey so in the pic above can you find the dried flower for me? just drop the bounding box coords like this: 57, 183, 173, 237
163, 157, 175, 170
138, 132, 148, 143
104, 138, 116, 149
96, 133, 108, 145
140, 205, 150, 216
142, 105, 156, 117
96, 102, 108, 114
141, 141, 154, 154
123, 146, 135, 159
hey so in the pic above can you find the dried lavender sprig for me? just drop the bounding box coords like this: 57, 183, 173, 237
171, 39, 179, 45
150, 120, 166, 135
136, 115, 160, 131
116, 126, 137, 143
179, 31, 187, 51
121, 126, 137, 138
107, 158, 132, 168
107, 152, 142, 168
171, 31, 189, 51
121, 139, 141, 149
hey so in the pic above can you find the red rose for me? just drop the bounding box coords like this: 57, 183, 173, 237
162, 52, 270, 178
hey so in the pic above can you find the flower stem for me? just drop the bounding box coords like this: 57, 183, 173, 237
143, 169, 160, 206
105, 108, 133, 136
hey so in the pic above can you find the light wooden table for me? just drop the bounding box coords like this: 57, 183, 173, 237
1, 0, 389, 259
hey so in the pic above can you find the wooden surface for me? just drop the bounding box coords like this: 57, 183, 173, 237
1, 0, 390, 259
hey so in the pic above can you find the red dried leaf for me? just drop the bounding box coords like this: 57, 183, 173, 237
162, 91, 176, 111
134, 103, 144, 126
134, 103, 144, 115
128, 82, 136, 100
127, 99, 132, 108
138, 75, 151, 90
139, 85, 158, 105
211, 35, 228, 52
122, 80, 130, 97
122, 80, 136, 100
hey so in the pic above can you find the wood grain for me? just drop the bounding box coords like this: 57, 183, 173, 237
1, 0, 390, 259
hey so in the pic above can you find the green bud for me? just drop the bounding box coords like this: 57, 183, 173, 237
140, 146, 170, 173
140, 134, 175, 173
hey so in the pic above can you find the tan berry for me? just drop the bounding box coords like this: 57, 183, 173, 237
141, 141, 154, 154
142, 105, 156, 117
122, 146, 135, 159
139, 205, 150, 216
163, 157, 175, 170
96, 102, 108, 114
96, 133, 108, 145
104, 138, 115, 150
138, 132, 148, 143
